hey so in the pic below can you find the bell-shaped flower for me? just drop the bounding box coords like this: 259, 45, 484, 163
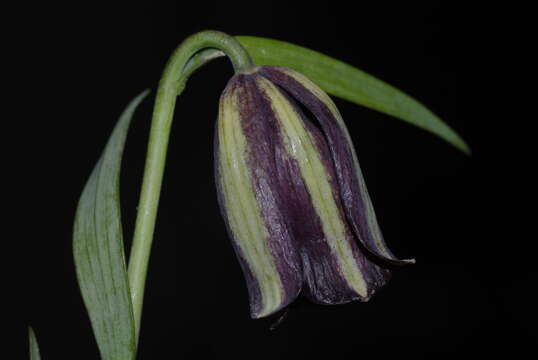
214, 66, 414, 319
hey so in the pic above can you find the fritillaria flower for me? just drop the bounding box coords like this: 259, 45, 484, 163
215, 66, 414, 319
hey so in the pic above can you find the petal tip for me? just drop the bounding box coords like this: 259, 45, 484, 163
392, 257, 416, 265
379, 257, 416, 266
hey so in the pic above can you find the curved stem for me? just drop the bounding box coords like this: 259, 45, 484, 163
127, 30, 253, 342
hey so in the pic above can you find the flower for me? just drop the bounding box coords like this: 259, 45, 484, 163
214, 66, 414, 319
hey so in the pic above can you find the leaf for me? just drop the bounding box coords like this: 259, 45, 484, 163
235, 36, 470, 154
29, 327, 41, 360
180, 48, 225, 91
73, 90, 149, 360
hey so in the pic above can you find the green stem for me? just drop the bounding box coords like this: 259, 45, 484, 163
127, 30, 253, 342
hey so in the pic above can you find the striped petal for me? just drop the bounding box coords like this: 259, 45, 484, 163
255, 75, 390, 303
215, 73, 302, 318
259, 66, 415, 265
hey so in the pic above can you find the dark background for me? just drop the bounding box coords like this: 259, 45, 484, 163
21, 1, 532, 359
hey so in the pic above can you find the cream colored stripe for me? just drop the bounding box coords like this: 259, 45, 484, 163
217, 88, 283, 317
256, 76, 368, 297
281, 68, 393, 259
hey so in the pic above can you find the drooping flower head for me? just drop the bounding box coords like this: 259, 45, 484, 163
215, 66, 414, 318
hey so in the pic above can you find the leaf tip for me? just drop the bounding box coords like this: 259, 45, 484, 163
452, 134, 472, 156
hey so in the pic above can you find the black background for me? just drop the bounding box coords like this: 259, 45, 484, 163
21, 1, 532, 359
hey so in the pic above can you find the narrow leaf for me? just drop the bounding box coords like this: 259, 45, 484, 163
29, 327, 41, 360
73, 90, 149, 360
180, 48, 225, 90
236, 36, 470, 154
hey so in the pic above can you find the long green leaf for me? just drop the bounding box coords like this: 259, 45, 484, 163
29, 327, 41, 360
73, 90, 149, 360
236, 36, 470, 154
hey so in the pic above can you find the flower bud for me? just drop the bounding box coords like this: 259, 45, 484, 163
215, 66, 413, 318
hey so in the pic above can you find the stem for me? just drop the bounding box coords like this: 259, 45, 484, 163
127, 30, 253, 342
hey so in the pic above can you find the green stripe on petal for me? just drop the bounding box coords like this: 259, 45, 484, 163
256, 76, 369, 297
282, 68, 397, 259
217, 87, 283, 317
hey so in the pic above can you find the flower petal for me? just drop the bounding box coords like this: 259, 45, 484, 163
259, 66, 415, 265
256, 75, 390, 303
215, 74, 302, 318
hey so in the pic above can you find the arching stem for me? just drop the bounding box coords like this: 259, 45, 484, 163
127, 30, 253, 342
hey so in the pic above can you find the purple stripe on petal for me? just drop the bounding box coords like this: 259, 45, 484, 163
234, 74, 303, 313
272, 128, 358, 304
259, 66, 413, 266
